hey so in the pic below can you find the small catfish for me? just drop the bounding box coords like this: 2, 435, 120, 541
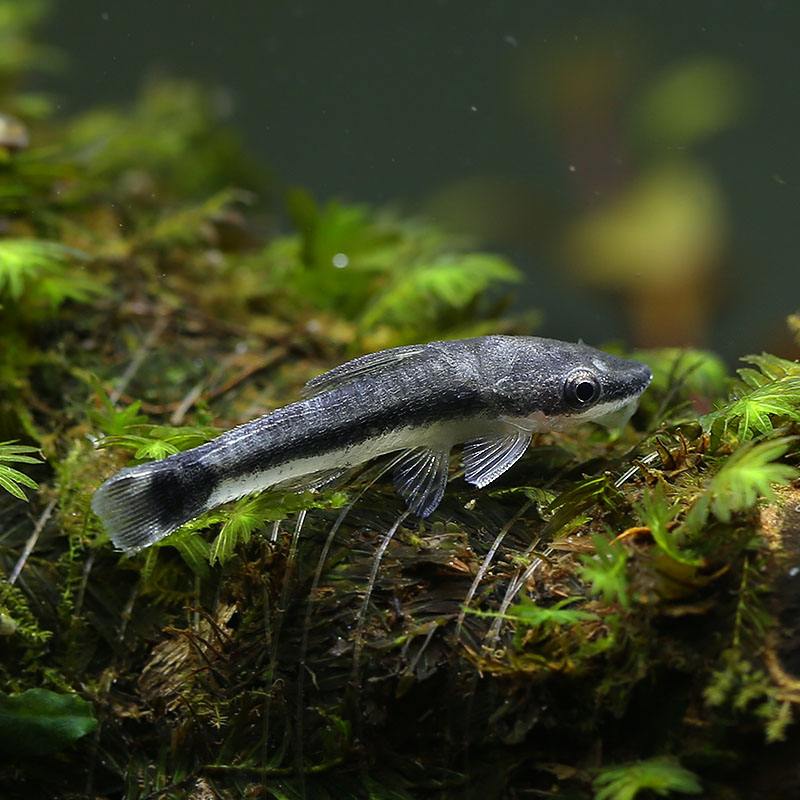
92, 336, 652, 552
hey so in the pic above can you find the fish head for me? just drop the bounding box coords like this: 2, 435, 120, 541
498, 338, 652, 431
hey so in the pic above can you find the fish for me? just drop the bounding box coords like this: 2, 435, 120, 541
92, 335, 652, 552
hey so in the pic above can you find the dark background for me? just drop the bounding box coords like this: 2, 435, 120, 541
42, 0, 800, 359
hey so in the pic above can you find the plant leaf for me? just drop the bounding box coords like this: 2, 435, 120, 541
594, 756, 702, 800
0, 238, 99, 312
0, 440, 42, 500
702, 376, 800, 442
0, 689, 97, 756
706, 437, 798, 523
163, 531, 212, 578
636, 483, 702, 566
208, 490, 348, 565
360, 253, 520, 333
466, 594, 597, 630
579, 534, 630, 608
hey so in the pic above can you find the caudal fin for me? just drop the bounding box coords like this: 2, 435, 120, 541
91, 461, 208, 553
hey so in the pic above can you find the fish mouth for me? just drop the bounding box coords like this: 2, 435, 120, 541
589, 397, 642, 429
569, 393, 638, 422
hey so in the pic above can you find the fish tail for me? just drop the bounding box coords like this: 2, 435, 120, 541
91, 458, 211, 553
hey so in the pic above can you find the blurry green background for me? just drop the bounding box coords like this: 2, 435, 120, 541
41, 0, 800, 359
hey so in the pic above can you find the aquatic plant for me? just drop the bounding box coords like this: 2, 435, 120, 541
0, 5, 798, 799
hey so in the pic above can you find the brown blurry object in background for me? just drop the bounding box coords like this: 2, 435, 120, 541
564, 161, 727, 348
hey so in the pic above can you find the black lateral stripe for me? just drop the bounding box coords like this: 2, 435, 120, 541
186, 370, 488, 480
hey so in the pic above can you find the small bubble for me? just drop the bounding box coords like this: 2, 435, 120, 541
332, 252, 349, 269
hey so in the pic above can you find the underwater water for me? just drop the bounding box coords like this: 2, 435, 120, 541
1, 2, 800, 799
44, 0, 800, 360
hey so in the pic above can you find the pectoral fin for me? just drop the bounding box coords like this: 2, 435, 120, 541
393, 447, 451, 517
462, 430, 531, 488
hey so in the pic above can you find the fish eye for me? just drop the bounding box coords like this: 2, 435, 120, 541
564, 369, 601, 409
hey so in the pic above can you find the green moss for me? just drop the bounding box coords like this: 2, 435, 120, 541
0, 5, 798, 798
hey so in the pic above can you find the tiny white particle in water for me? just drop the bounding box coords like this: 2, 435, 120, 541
503, 34, 518, 47
101, 11, 110, 20
789, 566, 800, 578
332, 252, 349, 269
470, 105, 478, 112
568, 164, 576, 172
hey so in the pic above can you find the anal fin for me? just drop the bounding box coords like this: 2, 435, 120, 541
393, 447, 451, 517
274, 466, 350, 493
462, 430, 531, 489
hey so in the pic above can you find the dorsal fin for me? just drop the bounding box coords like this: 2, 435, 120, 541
393, 446, 451, 517
303, 344, 427, 398
462, 430, 531, 489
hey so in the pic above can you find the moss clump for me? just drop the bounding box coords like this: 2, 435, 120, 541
1, 5, 799, 799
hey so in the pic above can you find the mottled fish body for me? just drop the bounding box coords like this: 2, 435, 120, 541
92, 336, 652, 552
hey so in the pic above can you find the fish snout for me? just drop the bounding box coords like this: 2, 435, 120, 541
636, 362, 654, 392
